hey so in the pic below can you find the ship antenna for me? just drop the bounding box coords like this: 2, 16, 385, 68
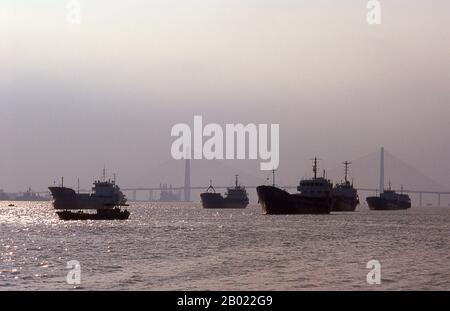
113, 173, 116, 184
272, 169, 276, 187
235, 175, 239, 188
77, 178, 80, 194
61, 176, 64, 188
102, 167, 106, 182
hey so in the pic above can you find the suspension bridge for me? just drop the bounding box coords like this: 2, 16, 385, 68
120, 147, 450, 207
29, 148, 450, 207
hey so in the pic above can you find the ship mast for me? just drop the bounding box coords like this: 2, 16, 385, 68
379, 147, 385, 194
207, 179, 216, 193
343, 161, 352, 183
272, 169, 276, 186
312, 157, 321, 179
235, 175, 239, 188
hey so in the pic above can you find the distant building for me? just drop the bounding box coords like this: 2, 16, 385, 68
0, 189, 9, 200
13, 187, 49, 201
159, 184, 181, 202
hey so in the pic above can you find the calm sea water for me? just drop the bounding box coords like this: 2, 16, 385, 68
0, 201, 449, 290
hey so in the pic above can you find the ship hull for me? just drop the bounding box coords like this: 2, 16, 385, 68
332, 197, 359, 212
256, 186, 332, 215
49, 187, 126, 210
366, 197, 411, 210
56, 209, 130, 221
200, 193, 248, 209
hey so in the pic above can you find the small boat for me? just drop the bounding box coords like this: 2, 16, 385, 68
8, 204, 15, 207
56, 208, 130, 221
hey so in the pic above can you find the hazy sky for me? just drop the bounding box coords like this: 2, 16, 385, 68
1, 1, 450, 192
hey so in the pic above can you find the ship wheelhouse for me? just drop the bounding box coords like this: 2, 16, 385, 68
92, 180, 127, 206
225, 187, 248, 201
224, 175, 249, 202
297, 178, 333, 198
381, 190, 411, 203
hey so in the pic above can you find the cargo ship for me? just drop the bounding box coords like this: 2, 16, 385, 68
200, 175, 249, 209
366, 184, 411, 210
49, 174, 130, 220
331, 161, 359, 212
256, 158, 333, 215
366, 147, 411, 210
